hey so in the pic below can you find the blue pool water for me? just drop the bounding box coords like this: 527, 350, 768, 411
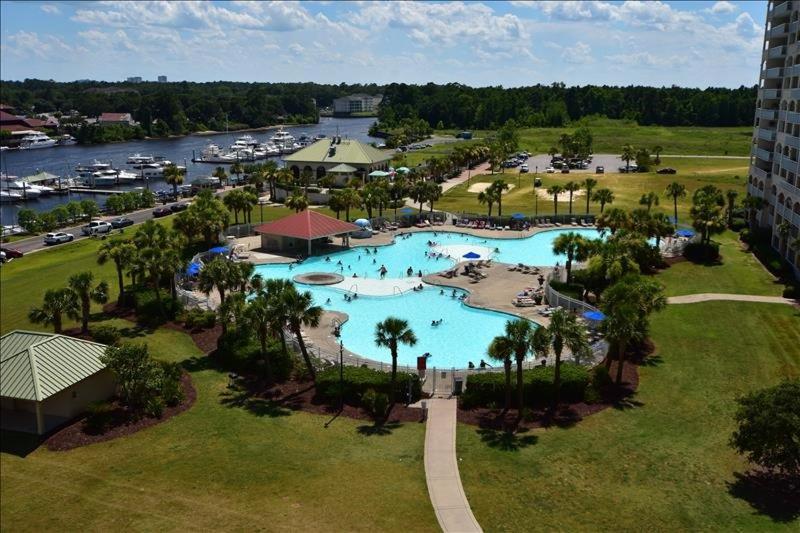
254, 228, 602, 368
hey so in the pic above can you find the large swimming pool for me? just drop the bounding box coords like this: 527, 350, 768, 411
254, 228, 601, 368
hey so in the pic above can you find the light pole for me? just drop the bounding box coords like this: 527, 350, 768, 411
339, 340, 344, 412
534, 169, 539, 217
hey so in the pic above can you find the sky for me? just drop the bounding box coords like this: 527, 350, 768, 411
0, 1, 768, 88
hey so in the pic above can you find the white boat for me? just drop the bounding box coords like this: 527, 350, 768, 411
196, 144, 238, 163
3, 180, 42, 198
57, 135, 77, 146
136, 164, 165, 178
76, 161, 112, 175
270, 128, 295, 147
281, 142, 302, 154
18, 132, 57, 150
0, 191, 23, 203
127, 154, 154, 165
231, 134, 259, 151
259, 143, 281, 156
84, 169, 139, 186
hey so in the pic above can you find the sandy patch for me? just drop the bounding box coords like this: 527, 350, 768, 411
695, 167, 748, 174
535, 189, 585, 201
467, 183, 516, 194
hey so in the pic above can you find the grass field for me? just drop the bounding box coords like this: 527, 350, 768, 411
458, 301, 800, 531
435, 157, 747, 222
0, 322, 436, 531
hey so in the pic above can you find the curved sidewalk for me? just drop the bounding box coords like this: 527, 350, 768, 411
667, 293, 797, 305
424, 399, 482, 533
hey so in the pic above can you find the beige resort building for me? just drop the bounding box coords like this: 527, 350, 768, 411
283, 137, 393, 186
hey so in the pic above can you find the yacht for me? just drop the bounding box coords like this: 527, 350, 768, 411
76, 161, 112, 175
127, 154, 154, 165
85, 169, 138, 187
270, 128, 295, 147
259, 143, 281, 157
57, 134, 77, 146
3, 180, 42, 198
195, 143, 238, 163
234, 134, 259, 147
0, 190, 23, 203
136, 164, 165, 179
18, 132, 57, 150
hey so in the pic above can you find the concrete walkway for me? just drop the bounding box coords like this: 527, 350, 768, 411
667, 293, 797, 305
424, 399, 482, 533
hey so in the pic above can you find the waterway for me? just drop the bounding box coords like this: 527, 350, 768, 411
0, 117, 378, 226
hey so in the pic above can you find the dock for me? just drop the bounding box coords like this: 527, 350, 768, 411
68, 187, 125, 195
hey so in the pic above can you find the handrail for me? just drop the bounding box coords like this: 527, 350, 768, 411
392, 285, 404, 295
347, 284, 358, 294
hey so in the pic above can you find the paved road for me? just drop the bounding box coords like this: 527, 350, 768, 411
667, 293, 797, 305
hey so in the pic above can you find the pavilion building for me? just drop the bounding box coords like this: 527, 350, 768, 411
283, 137, 392, 186
254, 209, 360, 256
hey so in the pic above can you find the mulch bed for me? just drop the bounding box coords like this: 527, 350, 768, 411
228, 375, 425, 425
45, 372, 197, 452
456, 360, 640, 432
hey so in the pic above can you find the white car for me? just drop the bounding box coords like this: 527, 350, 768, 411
545, 166, 556, 173
44, 232, 74, 245
81, 220, 113, 235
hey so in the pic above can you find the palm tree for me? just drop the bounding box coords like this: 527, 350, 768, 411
601, 304, 640, 385
244, 292, 277, 382
583, 178, 597, 215
596, 207, 629, 235
776, 221, 791, 253
650, 212, 675, 248
340, 188, 361, 221
490, 179, 510, 217
410, 180, 428, 214
477, 190, 495, 217
425, 181, 443, 215
547, 308, 589, 408
591, 188, 614, 214
163, 164, 185, 197
504, 319, 533, 411
375, 317, 418, 406
486, 335, 514, 411
547, 185, 565, 217
725, 189, 739, 228
197, 256, 233, 305
28, 288, 80, 334
285, 189, 309, 213
97, 239, 136, 302
552, 232, 590, 283
68, 271, 109, 334
213, 166, 228, 187
282, 285, 322, 382
223, 190, 243, 224
564, 181, 581, 215
328, 192, 346, 219
620, 144, 636, 171
529, 326, 551, 365
639, 192, 659, 212
664, 182, 686, 225
652, 145, 663, 165
742, 195, 765, 229
230, 162, 244, 186
691, 185, 726, 245
547, 146, 559, 159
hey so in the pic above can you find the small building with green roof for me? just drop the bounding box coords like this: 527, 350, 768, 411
0, 331, 115, 435
283, 137, 392, 186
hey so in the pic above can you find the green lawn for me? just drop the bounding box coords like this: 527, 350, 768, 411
0, 322, 436, 531
658, 231, 784, 297
435, 157, 747, 222
458, 302, 800, 531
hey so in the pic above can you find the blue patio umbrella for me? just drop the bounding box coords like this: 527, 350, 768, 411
676, 229, 695, 238
185, 262, 202, 276
511, 213, 526, 220
462, 251, 481, 259
354, 218, 371, 227
582, 310, 605, 321
401, 207, 415, 214
208, 246, 230, 254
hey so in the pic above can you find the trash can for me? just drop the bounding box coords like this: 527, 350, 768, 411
453, 377, 464, 396
417, 356, 427, 371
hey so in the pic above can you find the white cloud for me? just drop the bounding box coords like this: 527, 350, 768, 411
5, 31, 85, 61
40, 4, 60, 15
561, 42, 592, 64
709, 1, 737, 15
606, 51, 689, 69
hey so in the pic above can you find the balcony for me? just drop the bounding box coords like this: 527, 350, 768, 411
778, 176, 800, 198
763, 67, 784, 79
757, 127, 777, 142
748, 183, 764, 198
751, 166, 770, 181
779, 132, 800, 149
790, 88, 800, 100
753, 146, 775, 162
770, 23, 789, 38
760, 88, 782, 100
770, 1, 792, 18
757, 108, 779, 120
786, 65, 800, 77
776, 202, 800, 228
787, 111, 800, 124
767, 44, 787, 59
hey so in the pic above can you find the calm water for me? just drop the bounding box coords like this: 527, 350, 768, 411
254, 229, 602, 367
0, 117, 378, 225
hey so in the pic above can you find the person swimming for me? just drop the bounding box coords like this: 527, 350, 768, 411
325, 298, 331, 304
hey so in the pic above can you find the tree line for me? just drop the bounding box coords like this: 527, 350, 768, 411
377, 82, 757, 129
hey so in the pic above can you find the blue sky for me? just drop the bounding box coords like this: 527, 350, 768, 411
0, 1, 767, 87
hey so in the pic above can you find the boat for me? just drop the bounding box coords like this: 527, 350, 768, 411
127, 154, 154, 165
191, 176, 221, 191
280, 142, 302, 154
135, 164, 165, 178
3, 180, 42, 199
193, 144, 238, 163
18, 132, 57, 150
82, 169, 138, 187
270, 128, 295, 148
57, 135, 77, 146
76, 161, 112, 175
0, 191, 23, 203
259, 143, 281, 156
231, 134, 259, 149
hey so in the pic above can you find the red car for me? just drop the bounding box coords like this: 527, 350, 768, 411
0, 247, 23, 259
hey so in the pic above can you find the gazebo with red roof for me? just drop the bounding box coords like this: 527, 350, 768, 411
254, 209, 360, 256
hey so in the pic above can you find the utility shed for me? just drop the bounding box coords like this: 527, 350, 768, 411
0, 331, 114, 435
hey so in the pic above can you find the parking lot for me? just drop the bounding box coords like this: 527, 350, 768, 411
509, 153, 628, 175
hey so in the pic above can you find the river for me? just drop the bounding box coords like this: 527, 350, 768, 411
0, 117, 379, 226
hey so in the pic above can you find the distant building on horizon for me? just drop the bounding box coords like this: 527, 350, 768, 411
332, 94, 383, 115
747, 0, 799, 275
158, 75, 167, 83
126, 76, 142, 83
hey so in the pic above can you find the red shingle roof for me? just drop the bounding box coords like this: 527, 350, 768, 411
254, 210, 360, 240
99, 112, 131, 122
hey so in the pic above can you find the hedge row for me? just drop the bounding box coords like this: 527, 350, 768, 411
317, 366, 422, 406
460, 363, 590, 408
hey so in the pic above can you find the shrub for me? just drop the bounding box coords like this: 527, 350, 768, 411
460, 364, 590, 408
144, 396, 165, 418
316, 366, 422, 406
729, 217, 747, 231
159, 362, 184, 406
183, 308, 216, 329
550, 281, 584, 300
684, 241, 720, 263
131, 286, 182, 325
361, 388, 389, 418
215, 329, 293, 381
84, 401, 115, 434
783, 285, 798, 299
739, 228, 751, 244
91, 324, 121, 346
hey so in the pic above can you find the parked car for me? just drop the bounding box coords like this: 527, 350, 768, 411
596, 166, 605, 174
110, 217, 134, 229
153, 206, 172, 217
520, 164, 529, 173
170, 203, 188, 212
561, 167, 571, 174
657, 167, 677, 174
545, 166, 556, 173
1, 247, 23, 259
81, 220, 113, 235
44, 232, 74, 245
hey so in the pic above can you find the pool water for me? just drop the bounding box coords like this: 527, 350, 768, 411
254, 228, 601, 368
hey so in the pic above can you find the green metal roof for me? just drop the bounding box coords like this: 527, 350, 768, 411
327, 163, 358, 173
283, 139, 392, 166
24, 171, 59, 183
0, 331, 109, 401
